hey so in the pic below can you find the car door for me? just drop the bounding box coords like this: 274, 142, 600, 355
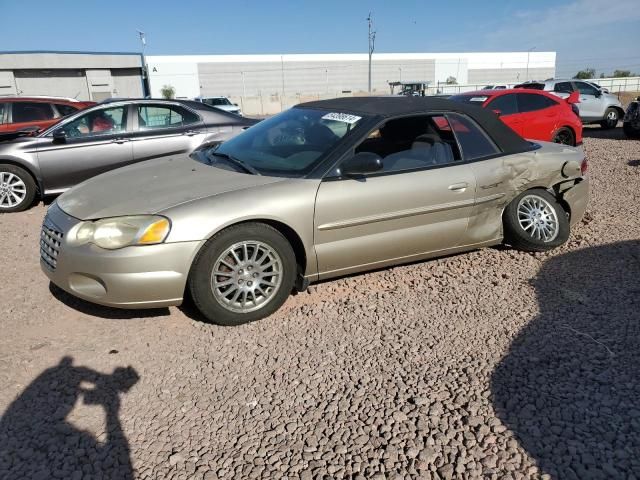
130, 103, 206, 162
8, 101, 57, 133
485, 93, 522, 135
36, 104, 133, 193
313, 114, 477, 279
516, 93, 560, 141
572, 81, 602, 121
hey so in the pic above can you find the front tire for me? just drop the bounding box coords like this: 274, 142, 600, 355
552, 127, 575, 146
188, 222, 297, 326
503, 189, 570, 252
0, 164, 36, 213
600, 107, 619, 129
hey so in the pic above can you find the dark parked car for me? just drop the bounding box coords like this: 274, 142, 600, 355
0, 97, 95, 137
623, 97, 640, 139
0, 99, 257, 212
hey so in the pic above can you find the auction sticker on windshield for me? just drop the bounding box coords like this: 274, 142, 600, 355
321, 112, 362, 124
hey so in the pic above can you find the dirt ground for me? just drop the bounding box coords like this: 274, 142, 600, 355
0, 126, 639, 480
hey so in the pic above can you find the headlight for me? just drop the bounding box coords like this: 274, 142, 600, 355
74, 216, 171, 250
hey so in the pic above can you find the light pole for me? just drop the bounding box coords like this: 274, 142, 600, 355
367, 13, 376, 93
526, 46, 536, 81
137, 30, 150, 97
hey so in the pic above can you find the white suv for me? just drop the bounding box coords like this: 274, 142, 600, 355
194, 96, 242, 116
515, 79, 624, 129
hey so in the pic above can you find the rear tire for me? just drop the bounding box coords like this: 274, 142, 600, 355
0, 164, 36, 213
503, 189, 570, 252
188, 222, 297, 326
600, 107, 619, 129
551, 127, 575, 146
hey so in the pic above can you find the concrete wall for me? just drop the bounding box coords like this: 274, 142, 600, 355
148, 52, 556, 100
467, 67, 555, 84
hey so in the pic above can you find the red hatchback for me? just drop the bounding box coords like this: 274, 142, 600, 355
0, 97, 95, 136
450, 89, 582, 146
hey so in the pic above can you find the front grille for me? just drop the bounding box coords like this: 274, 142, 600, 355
40, 220, 64, 270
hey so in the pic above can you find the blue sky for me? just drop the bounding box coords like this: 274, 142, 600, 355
1, 0, 638, 77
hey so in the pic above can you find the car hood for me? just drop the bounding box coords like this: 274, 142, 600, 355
214, 105, 240, 112
57, 154, 285, 220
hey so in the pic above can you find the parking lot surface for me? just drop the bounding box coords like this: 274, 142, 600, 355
0, 128, 639, 479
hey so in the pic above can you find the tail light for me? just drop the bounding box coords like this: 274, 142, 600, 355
571, 104, 580, 118
580, 157, 588, 176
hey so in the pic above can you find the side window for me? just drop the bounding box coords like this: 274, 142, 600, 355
554, 82, 574, 94
447, 113, 500, 160
137, 105, 200, 130
0, 103, 5, 124
57, 106, 127, 138
517, 94, 558, 113
353, 115, 462, 174
12, 102, 55, 123
487, 94, 518, 115
574, 82, 599, 96
54, 103, 78, 117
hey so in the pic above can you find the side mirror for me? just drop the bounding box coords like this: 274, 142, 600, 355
594, 90, 602, 98
341, 152, 383, 176
233, 103, 239, 106
52, 128, 67, 143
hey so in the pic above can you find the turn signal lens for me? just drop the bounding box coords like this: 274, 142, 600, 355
138, 218, 171, 245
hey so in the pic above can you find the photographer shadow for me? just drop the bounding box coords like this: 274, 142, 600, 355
492, 241, 640, 478
0, 357, 139, 479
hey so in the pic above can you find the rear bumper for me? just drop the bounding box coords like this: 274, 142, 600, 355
40, 204, 203, 309
563, 177, 590, 227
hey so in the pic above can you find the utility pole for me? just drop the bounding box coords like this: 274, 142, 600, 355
137, 30, 150, 97
367, 13, 376, 93
526, 46, 536, 81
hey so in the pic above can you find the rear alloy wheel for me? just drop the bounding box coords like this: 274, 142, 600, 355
503, 189, 570, 252
552, 127, 575, 146
600, 107, 619, 129
188, 222, 297, 325
0, 164, 36, 213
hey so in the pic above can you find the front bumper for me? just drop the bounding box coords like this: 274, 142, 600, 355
40, 204, 203, 309
562, 177, 590, 227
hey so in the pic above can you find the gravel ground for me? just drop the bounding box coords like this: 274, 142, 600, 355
0, 127, 639, 480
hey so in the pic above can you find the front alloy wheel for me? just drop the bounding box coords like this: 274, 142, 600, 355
0, 165, 36, 213
211, 240, 283, 313
189, 222, 297, 325
601, 108, 618, 129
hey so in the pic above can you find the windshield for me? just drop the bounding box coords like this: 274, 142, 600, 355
204, 98, 231, 106
211, 107, 365, 177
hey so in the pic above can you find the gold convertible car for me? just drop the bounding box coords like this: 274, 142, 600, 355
41, 97, 589, 325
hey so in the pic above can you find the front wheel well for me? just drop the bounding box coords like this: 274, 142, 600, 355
205, 219, 307, 275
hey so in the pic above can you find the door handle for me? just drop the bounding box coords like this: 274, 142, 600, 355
183, 130, 199, 136
448, 182, 468, 192
113, 137, 130, 144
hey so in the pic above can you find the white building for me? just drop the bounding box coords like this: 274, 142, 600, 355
147, 51, 556, 99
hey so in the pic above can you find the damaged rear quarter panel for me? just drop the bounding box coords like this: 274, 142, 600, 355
464, 143, 586, 244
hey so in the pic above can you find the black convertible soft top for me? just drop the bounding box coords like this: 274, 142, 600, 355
297, 96, 534, 155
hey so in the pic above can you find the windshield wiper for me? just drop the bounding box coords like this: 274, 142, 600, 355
208, 151, 261, 176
